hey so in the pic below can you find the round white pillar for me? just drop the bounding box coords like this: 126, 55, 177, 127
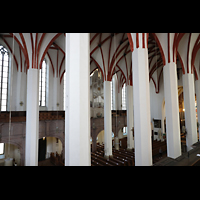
65, 33, 91, 166
163, 62, 181, 158
132, 47, 152, 166
126, 85, 134, 150
25, 68, 39, 166
183, 73, 198, 151
104, 81, 112, 157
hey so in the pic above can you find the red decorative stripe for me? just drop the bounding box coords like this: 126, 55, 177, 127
59, 55, 65, 77
39, 33, 62, 70
19, 33, 29, 69
177, 51, 185, 74
136, 33, 139, 48
47, 52, 54, 77
151, 33, 166, 66
126, 33, 133, 52
142, 33, 145, 48
187, 33, 192, 73
60, 70, 65, 84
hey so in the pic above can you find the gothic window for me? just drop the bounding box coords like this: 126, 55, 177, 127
122, 84, 126, 110
39, 59, 47, 106
0, 45, 9, 111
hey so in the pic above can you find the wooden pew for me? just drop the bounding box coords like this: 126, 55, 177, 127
91, 159, 104, 166
112, 151, 134, 166
92, 152, 126, 166
92, 152, 120, 166
91, 154, 113, 166
95, 148, 134, 166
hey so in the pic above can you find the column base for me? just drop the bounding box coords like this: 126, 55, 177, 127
104, 155, 113, 159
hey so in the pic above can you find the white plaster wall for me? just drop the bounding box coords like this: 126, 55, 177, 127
150, 73, 165, 139
46, 137, 62, 159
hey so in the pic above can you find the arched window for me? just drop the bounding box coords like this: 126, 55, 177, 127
39, 59, 47, 106
122, 84, 126, 110
0, 45, 9, 111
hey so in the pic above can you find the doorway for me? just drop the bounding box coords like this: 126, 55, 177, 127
38, 138, 46, 162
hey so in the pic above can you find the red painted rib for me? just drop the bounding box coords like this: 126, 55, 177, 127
136, 33, 139, 48
187, 33, 192, 73
142, 33, 145, 48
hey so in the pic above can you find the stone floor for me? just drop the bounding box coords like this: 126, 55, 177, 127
153, 141, 200, 166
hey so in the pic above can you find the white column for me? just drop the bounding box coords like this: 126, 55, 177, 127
163, 62, 181, 158
20, 72, 27, 111
25, 68, 39, 166
126, 85, 134, 149
53, 77, 61, 110
132, 48, 152, 166
113, 74, 118, 110
104, 81, 112, 157
183, 73, 197, 150
195, 78, 200, 141
65, 33, 90, 166
117, 87, 122, 110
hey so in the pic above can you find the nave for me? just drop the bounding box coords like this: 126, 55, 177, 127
1, 33, 200, 166
90, 139, 168, 166
36, 137, 167, 166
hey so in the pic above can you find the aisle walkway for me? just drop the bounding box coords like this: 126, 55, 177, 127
153, 141, 200, 166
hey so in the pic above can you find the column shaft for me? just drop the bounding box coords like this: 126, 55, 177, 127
104, 81, 112, 157
25, 68, 39, 166
183, 73, 197, 150
163, 62, 181, 158
126, 85, 134, 149
132, 48, 152, 166
65, 33, 90, 166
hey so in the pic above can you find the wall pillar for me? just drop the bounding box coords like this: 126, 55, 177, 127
126, 85, 134, 150
65, 33, 90, 166
25, 68, 39, 166
132, 47, 152, 166
163, 62, 181, 158
183, 73, 197, 150
104, 80, 112, 158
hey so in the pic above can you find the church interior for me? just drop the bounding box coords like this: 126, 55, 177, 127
0, 33, 200, 166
